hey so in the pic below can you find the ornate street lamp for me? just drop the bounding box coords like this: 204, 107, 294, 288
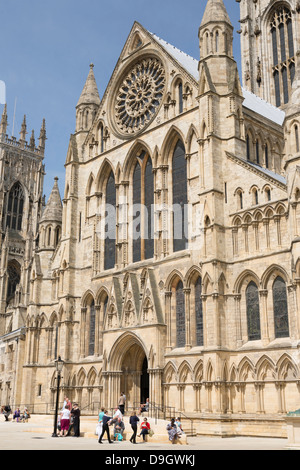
52, 356, 64, 437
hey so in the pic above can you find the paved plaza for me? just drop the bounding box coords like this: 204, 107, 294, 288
0, 415, 290, 451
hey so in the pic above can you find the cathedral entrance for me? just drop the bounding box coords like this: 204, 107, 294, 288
120, 343, 149, 410
105, 333, 151, 411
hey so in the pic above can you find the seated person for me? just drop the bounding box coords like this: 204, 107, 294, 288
114, 418, 125, 440
13, 408, 21, 422
139, 398, 149, 414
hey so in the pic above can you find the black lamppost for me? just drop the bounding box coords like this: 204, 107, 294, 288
52, 356, 64, 437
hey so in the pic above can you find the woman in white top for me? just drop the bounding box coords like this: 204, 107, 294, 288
60, 407, 71, 436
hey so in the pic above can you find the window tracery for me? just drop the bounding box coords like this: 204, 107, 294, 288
114, 58, 165, 136
270, 6, 295, 106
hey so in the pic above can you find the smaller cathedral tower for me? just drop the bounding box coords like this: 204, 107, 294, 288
75, 64, 100, 142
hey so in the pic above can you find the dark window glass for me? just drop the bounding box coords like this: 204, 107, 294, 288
273, 276, 289, 338
272, 28, 278, 66
88, 301, 96, 356
195, 277, 203, 346
144, 157, 154, 260
246, 281, 261, 341
282, 67, 289, 104
172, 140, 188, 252
239, 192, 243, 210
256, 141, 260, 164
178, 82, 183, 114
279, 23, 286, 62
104, 171, 116, 271
274, 70, 281, 107
133, 162, 141, 263
176, 281, 185, 348
246, 135, 250, 161
4, 183, 24, 232
296, 126, 300, 153
265, 144, 269, 169
7, 262, 21, 302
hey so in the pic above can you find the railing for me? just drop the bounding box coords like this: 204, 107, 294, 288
177, 410, 195, 437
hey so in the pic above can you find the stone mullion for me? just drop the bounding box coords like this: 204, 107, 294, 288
118, 181, 129, 267
94, 305, 101, 357
165, 291, 172, 351
184, 288, 191, 350
160, 165, 169, 257
80, 307, 87, 359
259, 289, 269, 345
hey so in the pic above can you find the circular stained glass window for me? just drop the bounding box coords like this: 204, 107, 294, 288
114, 57, 165, 136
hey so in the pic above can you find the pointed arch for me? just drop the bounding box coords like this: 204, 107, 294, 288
277, 354, 298, 380
238, 356, 255, 382
256, 355, 276, 381
194, 360, 204, 382
95, 158, 116, 193
160, 125, 186, 166
164, 361, 178, 384
178, 360, 193, 383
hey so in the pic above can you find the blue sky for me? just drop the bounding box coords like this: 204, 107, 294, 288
0, 0, 241, 200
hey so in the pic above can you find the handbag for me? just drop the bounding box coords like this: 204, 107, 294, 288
149, 428, 154, 437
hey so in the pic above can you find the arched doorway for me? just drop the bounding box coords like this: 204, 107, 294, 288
107, 333, 150, 411
120, 343, 149, 410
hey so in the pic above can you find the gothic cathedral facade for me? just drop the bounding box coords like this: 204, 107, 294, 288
0, 0, 300, 437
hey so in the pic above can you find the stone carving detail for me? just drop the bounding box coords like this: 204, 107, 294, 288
115, 58, 165, 135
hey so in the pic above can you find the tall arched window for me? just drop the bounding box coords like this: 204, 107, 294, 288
295, 125, 299, 153
178, 82, 183, 114
88, 300, 96, 356
270, 6, 295, 106
176, 280, 185, 348
273, 276, 289, 338
133, 161, 142, 263
195, 277, 203, 346
4, 182, 24, 231
7, 260, 21, 303
172, 140, 188, 252
104, 171, 116, 271
132, 151, 154, 263
246, 281, 261, 341
265, 144, 269, 169
256, 140, 260, 164
246, 135, 251, 161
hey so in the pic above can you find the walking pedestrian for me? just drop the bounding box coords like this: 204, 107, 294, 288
129, 411, 139, 444
98, 410, 113, 444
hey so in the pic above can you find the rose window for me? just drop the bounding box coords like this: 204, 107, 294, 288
115, 58, 165, 135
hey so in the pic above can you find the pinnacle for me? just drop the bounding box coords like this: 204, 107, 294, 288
200, 0, 233, 29
77, 64, 100, 107
40, 177, 62, 223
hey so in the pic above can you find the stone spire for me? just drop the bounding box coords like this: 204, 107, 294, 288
19, 115, 27, 145
29, 130, 35, 151
77, 63, 100, 108
199, 0, 234, 60
200, 0, 232, 29
40, 177, 62, 224
0, 104, 8, 139
38, 118, 46, 154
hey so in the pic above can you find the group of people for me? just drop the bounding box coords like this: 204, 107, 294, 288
97, 407, 152, 444
1, 405, 30, 423
58, 397, 81, 437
